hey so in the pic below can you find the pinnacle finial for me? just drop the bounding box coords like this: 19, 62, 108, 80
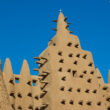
108, 69, 110, 84
59, 9, 62, 12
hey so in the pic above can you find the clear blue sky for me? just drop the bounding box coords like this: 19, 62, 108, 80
0, 0, 110, 83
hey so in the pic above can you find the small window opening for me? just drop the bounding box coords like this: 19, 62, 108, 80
103, 87, 108, 91
18, 106, 22, 110
18, 93, 22, 98
85, 89, 90, 93
69, 100, 74, 105
88, 62, 93, 67
73, 61, 78, 65
27, 93, 32, 97
83, 55, 87, 59
72, 70, 77, 77
68, 53, 73, 57
60, 87, 64, 91
67, 42, 72, 47
67, 69, 71, 72
93, 90, 97, 94
79, 101, 83, 105
15, 77, 19, 84
87, 101, 92, 106
61, 100, 65, 104
32, 80, 36, 86
76, 54, 80, 58
59, 59, 64, 63
97, 102, 101, 106
61, 76, 66, 81
58, 51, 62, 56
35, 96, 39, 100
106, 97, 110, 102
75, 44, 79, 48
68, 88, 72, 92
77, 88, 81, 92
87, 79, 92, 83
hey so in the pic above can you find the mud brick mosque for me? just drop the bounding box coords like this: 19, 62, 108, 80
0, 12, 110, 110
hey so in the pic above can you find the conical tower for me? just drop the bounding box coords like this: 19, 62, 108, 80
15, 60, 33, 110
34, 12, 109, 110
3, 58, 15, 109
0, 60, 12, 110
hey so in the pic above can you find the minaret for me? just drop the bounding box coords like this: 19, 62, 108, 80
35, 11, 106, 110
15, 60, 33, 110
3, 58, 15, 109
0, 60, 12, 110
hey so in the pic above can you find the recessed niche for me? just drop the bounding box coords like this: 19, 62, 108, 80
58, 51, 62, 56
75, 44, 79, 48
97, 102, 101, 106
18, 106, 22, 110
76, 54, 80, 58
106, 97, 110, 102
102, 87, 108, 91
68, 53, 73, 57
58, 67, 62, 72
60, 87, 65, 91
72, 70, 77, 77
93, 90, 97, 94
79, 101, 83, 105
27, 93, 32, 97
83, 54, 87, 59
35, 96, 39, 100
67, 69, 71, 72
77, 88, 81, 92
18, 93, 22, 98
61, 76, 66, 81
88, 62, 93, 67
86, 101, 92, 106
85, 89, 90, 93
59, 59, 64, 63
61, 100, 66, 104
73, 61, 78, 65
69, 100, 74, 105
67, 42, 72, 47
68, 88, 72, 92
28, 105, 33, 109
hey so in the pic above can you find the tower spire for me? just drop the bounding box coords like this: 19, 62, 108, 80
56, 11, 70, 35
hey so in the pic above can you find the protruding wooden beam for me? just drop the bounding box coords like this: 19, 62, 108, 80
64, 17, 67, 21
66, 25, 69, 29
67, 22, 71, 24
52, 28, 57, 31
34, 57, 40, 60
70, 31, 73, 33
33, 68, 39, 71
35, 61, 42, 65
52, 20, 57, 22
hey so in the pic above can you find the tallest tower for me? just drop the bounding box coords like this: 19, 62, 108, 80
34, 12, 110, 110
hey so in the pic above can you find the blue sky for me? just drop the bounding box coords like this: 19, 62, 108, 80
0, 0, 110, 83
